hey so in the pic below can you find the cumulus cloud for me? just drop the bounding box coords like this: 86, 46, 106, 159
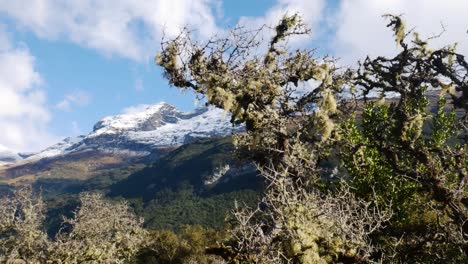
0, 25, 57, 152
55, 90, 92, 111
229, 1, 468, 66
1, 0, 465, 65
0, 0, 220, 62
332, 0, 468, 65
122, 104, 151, 115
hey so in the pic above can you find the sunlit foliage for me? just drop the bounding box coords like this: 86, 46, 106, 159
158, 14, 467, 263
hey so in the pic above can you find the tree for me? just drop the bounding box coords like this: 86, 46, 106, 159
157, 14, 467, 263
0, 188, 49, 262
0, 188, 147, 263
341, 15, 467, 262
49, 192, 147, 263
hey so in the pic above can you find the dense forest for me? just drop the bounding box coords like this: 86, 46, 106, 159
1, 15, 467, 263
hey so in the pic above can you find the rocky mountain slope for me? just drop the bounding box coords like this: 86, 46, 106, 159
0, 103, 243, 184
80, 103, 241, 154
31, 102, 241, 160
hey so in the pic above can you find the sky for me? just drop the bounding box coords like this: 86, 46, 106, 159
0, 0, 467, 152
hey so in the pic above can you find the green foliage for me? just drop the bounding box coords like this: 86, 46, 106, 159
2, 13, 466, 264
24, 137, 261, 236
158, 14, 467, 263
110, 137, 260, 200
430, 97, 456, 147
137, 225, 226, 264
341, 104, 419, 220
108, 137, 261, 231
341, 15, 467, 261
142, 184, 259, 231
157, 14, 388, 263
0, 189, 230, 264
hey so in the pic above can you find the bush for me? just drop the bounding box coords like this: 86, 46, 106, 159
137, 225, 226, 264
0, 188, 231, 263
0, 188, 146, 263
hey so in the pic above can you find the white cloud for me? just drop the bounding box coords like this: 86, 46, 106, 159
0, 0, 220, 62
0, 26, 57, 152
236, 0, 326, 50
122, 104, 151, 115
55, 90, 92, 111
333, 0, 468, 65
1, 0, 465, 66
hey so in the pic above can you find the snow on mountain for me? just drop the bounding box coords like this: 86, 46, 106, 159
0, 144, 22, 165
22, 102, 242, 162
25, 136, 85, 161
80, 102, 242, 152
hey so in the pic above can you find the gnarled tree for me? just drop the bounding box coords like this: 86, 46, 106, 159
157, 14, 467, 263
157, 15, 391, 263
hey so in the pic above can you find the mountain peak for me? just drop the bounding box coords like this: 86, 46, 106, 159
92, 102, 178, 135
15, 102, 243, 163
87, 102, 242, 148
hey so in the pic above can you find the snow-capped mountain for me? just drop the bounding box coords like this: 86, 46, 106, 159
83, 102, 240, 150
25, 102, 242, 161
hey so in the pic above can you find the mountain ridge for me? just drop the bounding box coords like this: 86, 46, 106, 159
0, 102, 243, 184
2, 102, 242, 165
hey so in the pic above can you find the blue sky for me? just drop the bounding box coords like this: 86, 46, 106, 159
0, 0, 466, 152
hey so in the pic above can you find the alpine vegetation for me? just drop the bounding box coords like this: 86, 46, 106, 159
0, 14, 466, 264
157, 14, 467, 263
